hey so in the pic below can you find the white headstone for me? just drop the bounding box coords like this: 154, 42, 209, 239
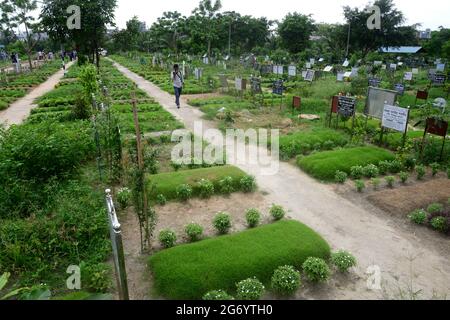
306, 62, 311, 69
342, 60, 350, 67
344, 71, 353, 78
323, 66, 333, 72
382, 104, 409, 133
374, 61, 383, 66
337, 72, 345, 82
288, 65, 296, 77
404, 72, 413, 81
412, 68, 419, 74
436, 63, 445, 72
277, 65, 284, 75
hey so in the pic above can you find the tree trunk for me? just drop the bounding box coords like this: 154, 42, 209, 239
24, 24, 33, 71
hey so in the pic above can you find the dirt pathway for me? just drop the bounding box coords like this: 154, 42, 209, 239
110, 59, 450, 300
0, 62, 74, 128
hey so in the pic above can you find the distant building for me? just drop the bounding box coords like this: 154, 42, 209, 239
418, 29, 432, 40
379, 46, 425, 54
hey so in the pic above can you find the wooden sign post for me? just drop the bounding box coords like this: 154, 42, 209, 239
421, 118, 449, 161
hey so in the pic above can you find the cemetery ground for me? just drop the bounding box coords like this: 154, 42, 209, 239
1, 55, 449, 301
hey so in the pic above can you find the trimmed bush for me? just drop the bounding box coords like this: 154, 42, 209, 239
176, 184, 193, 202
302, 257, 331, 283
355, 180, 365, 193
399, 172, 409, 184
219, 176, 234, 195
430, 163, 440, 177
213, 212, 232, 234
385, 176, 395, 188
363, 164, 379, 178
240, 175, 257, 193
159, 229, 177, 248
156, 194, 167, 206
197, 179, 214, 199
416, 165, 426, 180
185, 223, 204, 242
149, 220, 330, 299
117, 187, 132, 210
408, 209, 428, 225
202, 290, 234, 301
378, 161, 390, 175
427, 203, 444, 214
245, 209, 262, 228
371, 178, 381, 190
335, 171, 348, 184
388, 160, 403, 174
351, 166, 364, 180
236, 278, 265, 300
271, 266, 301, 295
270, 205, 286, 221
430, 217, 448, 233
331, 251, 357, 272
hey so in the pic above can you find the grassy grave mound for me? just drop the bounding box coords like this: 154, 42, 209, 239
149, 220, 330, 299
279, 128, 349, 159
297, 146, 395, 181
147, 165, 247, 200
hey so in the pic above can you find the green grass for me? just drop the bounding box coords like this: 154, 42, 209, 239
149, 220, 330, 299
297, 146, 395, 181
147, 165, 248, 200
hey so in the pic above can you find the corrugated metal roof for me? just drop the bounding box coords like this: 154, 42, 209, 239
379, 46, 423, 54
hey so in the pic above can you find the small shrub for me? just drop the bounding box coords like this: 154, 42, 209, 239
350, 166, 364, 179
355, 180, 365, 193
385, 176, 395, 188
198, 179, 215, 199
81, 263, 111, 293
185, 223, 204, 242
430, 163, 440, 177
378, 161, 390, 175
388, 160, 403, 174
302, 257, 331, 283
159, 229, 177, 248
236, 278, 265, 300
240, 175, 257, 193
245, 209, 261, 228
156, 194, 167, 206
404, 157, 417, 172
335, 171, 348, 184
399, 172, 409, 184
323, 140, 335, 150
176, 184, 193, 201
408, 209, 428, 225
170, 161, 182, 172
271, 266, 301, 295
219, 176, 234, 194
363, 164, 379, 178
430, 217, 448, 233
203, 290, 234, 300
416, 165, 426, 180
270, 205, 286, 221
427, 203, 444, 214
331, 251, 357, 272
371, 178, 381, 190
213, 212, 232, 234
116, 187, 132, 210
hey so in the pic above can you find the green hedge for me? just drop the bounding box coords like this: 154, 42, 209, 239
147, 165, 248, 200
149, 220, 330, 299
297, 146, 395, 181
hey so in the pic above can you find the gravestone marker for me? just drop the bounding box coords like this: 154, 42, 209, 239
394, 83, 405, 95
304, 70, 315, 82
250, 77, 262, 94
365, 87, 397, 119
338, 96, 356, 117
382, 104, 409, 133
337, 72, 345, 82
412, 68, 419, 74
433, 74, 447, 86
368, 78, 382, 87
342, 60, 349, 67
323, 66, 333, 72
436, 63, 445, 72
273, 80, 284, 95
288, 65, 297, 77
404, 72, 413, 81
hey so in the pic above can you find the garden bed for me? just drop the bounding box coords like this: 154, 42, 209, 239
149, 220, 330, 299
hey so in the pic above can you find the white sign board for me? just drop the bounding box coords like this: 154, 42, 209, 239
277, 65, 284, 75
323, 66, 333, 72
398, 62, 404, 67
382, 104, 409, 133
351, 67, 359, 77
235, 78, 243, 91
302, 70, 307, 78
404, 72, 413, 81
273, 65, 278, 74
436, 63, 445, 72
342, 60, 349, 67
374, 61, 383, 66
381, 65, 387, 70
390, 64, 397, 70
343, 71, 353, 78
412, 68, 419, 75
288, 65, 296, 77
310, 58, 315, 65
365, 87, 397, 119
318, 58, 324, 62
337, 72, 345, 82
306, 62, 311, 69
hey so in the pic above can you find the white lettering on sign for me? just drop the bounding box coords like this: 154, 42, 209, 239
382, 104, 409, 133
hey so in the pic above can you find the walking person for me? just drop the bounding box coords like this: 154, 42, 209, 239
11, 52, 19, 73
172, 64, 184, 109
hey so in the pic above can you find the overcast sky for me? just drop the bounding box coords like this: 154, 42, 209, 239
114, 0, 449, 30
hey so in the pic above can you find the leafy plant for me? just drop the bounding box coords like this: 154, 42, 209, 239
430, 163, 440, 177
302, 257, 330, 283
430, 217, 448, 233
331, 251, 357, 272
270, 205, 286, 221
355, 180, 365, 193
159, 229, 177, 248
219, 176, 234, 195
236, 278, 265, 300
378, 161, 391, 175
271, 265, 301, 296
416, 165, 426, 180
81, 263, 111, 293
197, 179, 215, 199
185, 223, 204, 242
202, 290, 234, 300
170, 161, 182, 172
363, 164, 379, 178
388, 160, 403, 174
245, 208, 262, 228
371, 178, 381, 190
385, 176, 395, 188
427, 203, 444, 214
176, 184, 193, 201
350, 166, 364, 179
156, 194, 167, 206
213, 212, 232, 234
117, 187, 132, 210
240, 175, 257, 193
408, 209, 428, 225
335, 171, 348, 184
399, 172, 409, 184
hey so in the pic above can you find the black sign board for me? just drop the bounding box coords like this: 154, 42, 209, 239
304, 70, 315, 82
368, 78, 381, 87
394, 83, 405, 95
338, 96, 356, 117
428, 69, 437, 80
433, 74, 447, 86
251, 77, 262, 94
272, 80, 284, 95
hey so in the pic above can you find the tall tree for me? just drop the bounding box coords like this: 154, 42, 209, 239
149, 11, 186, 55
278, 12, 316, 54
0, 0, 41, 70
40, 0, 117, 68
192, 0, 222, 58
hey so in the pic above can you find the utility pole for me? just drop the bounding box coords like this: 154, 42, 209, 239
228, 20, 232, 57
346, 20, 351, 58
